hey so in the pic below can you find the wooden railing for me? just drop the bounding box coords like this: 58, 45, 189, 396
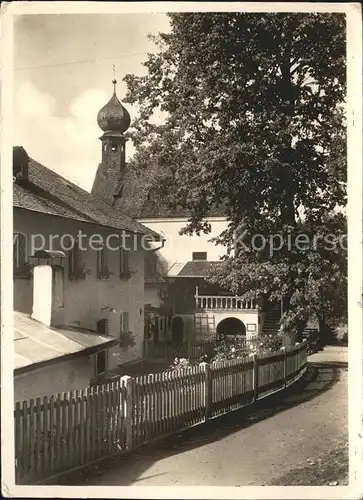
196, 295, 257, 310
14, 342, 307, 485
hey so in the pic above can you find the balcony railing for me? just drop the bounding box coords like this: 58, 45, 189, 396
195, 292, 257, 311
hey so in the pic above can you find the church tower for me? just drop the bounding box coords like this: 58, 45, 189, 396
91, 77, 131, 201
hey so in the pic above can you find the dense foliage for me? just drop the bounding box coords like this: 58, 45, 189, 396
125, 13, 347, 342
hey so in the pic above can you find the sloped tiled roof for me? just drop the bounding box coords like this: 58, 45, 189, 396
13, 183, 90, 222
166, 261, 188, 277
14, 311, 118, 372
175, 260, 221, 278
14, 157, 161, 238
113, 164, 227, 219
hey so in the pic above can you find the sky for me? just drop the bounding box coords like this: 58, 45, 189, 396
14, 14, 171, 191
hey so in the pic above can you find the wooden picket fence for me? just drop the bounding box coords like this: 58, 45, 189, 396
14, 342, 307, 485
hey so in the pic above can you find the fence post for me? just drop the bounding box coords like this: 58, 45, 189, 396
252, 354, 258, 401
281, 347, 287, 388
200, 362, 212, 420
120, 375, 133, 451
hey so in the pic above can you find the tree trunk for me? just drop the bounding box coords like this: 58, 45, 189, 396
318, 316, 330, 346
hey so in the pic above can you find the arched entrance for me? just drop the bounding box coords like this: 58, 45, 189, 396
216, 317, 246, 340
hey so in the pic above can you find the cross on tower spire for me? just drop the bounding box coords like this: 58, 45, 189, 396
112, 63, 117, 94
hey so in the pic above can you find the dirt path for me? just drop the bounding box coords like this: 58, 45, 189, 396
59, 347, 348, 486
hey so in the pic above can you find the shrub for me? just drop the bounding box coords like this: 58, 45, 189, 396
212, 335, 283, 362
167, 357, 196, 371
119, 331, 136, 350
166, 335, 284, 369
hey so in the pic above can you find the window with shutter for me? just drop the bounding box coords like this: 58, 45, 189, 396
68, 241, 81, 279
120, 311, 129, 337
119, 248, 129, 277
97, 247, 109, 279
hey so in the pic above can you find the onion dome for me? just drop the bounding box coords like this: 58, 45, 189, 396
97, 79, 131, 135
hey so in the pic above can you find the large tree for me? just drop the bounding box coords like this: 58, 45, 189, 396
124, 12, 347, 343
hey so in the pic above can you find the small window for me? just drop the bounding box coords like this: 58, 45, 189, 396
68, 241, 79, 278
120, 311, 129, 337
192, 252, 207, 261
95, 351, 106, 376
97, 247, 108, 279
119, 248, 129, 276
13, 232, 28, 277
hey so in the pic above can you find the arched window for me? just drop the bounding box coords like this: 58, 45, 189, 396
13, 232, 28, 278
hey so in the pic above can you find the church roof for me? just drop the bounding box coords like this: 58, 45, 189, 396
13, 183, 90, 222
97, 91, 131, 135
14, 155, 161, 238
97, 79, 131, 135
114, 163, 227, 220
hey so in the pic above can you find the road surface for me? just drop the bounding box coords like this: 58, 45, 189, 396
60, 346, 348, 486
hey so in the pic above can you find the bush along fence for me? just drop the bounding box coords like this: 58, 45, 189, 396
142, 336, 269, 361
143, 338, 217, 360
14, 341, 307, 485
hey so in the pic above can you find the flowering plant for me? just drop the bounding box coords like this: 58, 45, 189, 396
166, 335, 284, 370
119, 330, 136, 350
101, 306, 116, 314
212, 335, 283, 362
167, 357, 199, 372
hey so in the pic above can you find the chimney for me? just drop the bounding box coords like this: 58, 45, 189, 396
30, 250, 66, 327
13, 146, 29, 183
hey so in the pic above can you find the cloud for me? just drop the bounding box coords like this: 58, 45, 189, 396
14, 83, 143, 191
15, 83, 112, 191
70, 88, 108, 126
16, 82, 55, 119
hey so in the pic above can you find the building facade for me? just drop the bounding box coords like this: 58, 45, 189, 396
13, 81, 162, 387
